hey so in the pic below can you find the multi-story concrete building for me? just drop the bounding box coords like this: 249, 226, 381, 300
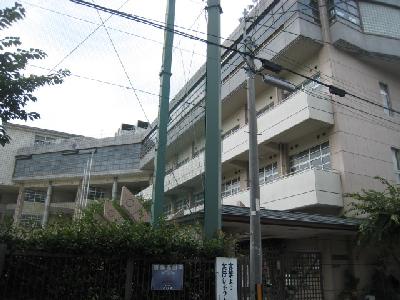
1, 0, 399, 297
0, 122, 150, 225
136, 0, 400, 297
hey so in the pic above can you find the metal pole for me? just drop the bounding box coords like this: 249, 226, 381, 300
152, 0, 176, 226
242, 9, 263, 299
204, 0, 222, 239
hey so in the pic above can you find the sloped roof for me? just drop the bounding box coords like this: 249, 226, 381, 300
222, 205, 360, 229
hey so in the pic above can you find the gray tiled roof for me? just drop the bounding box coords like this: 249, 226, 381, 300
222, 205, 360, 227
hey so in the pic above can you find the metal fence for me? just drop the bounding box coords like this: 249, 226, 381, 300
0, 245, 323, 300
0, 248, 215, 300
238, 251, 324, 300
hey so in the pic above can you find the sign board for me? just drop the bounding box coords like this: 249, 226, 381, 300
151, 264, 184, 291
215, 257, 238, 300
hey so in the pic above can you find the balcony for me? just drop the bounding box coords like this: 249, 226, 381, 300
222, 168, 343, 211
139, 91, 334, 195
222, 91, 334, 162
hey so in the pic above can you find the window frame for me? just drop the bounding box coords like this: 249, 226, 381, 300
289, 141, 331, 173
221, 177, 241, 198
259, 162, 279, 185
392, 147, 400, 183
24, 189, 46, 203
380, 82, 393, 117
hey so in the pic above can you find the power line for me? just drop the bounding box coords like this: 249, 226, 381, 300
28, 63, 160, 98
91, 0, 152, 125
48, 0, 130, 72
67, 0, 400, 144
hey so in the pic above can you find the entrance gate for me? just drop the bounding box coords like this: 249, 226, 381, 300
238, 251, 324, 300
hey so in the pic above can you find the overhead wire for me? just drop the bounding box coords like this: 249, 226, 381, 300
48, 0, 131, 73
91, 0, 152, 125
69, 0, 400, 118
28, 63, 160, 97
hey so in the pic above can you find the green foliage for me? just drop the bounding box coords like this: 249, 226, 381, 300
346, 176, 400, 294
0, 208, 233, 259
346, 177, 400, 255
0, 2, 70, 146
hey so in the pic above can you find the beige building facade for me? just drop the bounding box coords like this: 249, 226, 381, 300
0, 0, 399, 297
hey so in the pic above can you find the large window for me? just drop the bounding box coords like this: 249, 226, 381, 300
392, 148, 400, 183
175, 198, 189, 212
221, 177, 240, 198
380, 83, 393, 116
289, 142, 331, 173
20, 214, 42, 226
192, 192, 204, 207
24, 190, 46, 203
259, 162, 279, 185
88, 187, 105, 200
34, 135, 56, 145
164, 202, 173, 215
329, 0, 360, 25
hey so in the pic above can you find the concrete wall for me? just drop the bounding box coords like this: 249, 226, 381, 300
326, 48, 400, 212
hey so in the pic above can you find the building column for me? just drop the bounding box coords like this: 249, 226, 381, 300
73, 181, 83, 219
41, 182, 53, 227
112, 177, 118, 201
319, 238, 336, 300
278, 143, 289, 176
13, 185, 25, 226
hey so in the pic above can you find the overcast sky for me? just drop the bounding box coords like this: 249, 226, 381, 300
1, 0, 254, 137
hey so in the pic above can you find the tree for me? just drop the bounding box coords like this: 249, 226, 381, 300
0, 2, 70, 146
347, 177, 400, 263
346, 177, 400, 298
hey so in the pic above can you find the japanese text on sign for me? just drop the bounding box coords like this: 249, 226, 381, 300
216, 257, 238, 300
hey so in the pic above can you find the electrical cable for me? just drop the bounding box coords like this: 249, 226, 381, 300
28, 63, 160, 97
91, 0, 152, 125
48, 0, 131, 73
69, 0, 400, 118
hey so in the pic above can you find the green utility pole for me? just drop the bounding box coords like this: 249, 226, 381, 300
151, 0, 176, 226
204, 0, 222, 239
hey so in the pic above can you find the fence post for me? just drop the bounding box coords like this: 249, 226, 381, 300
124, 258, 134, 300
0, 244, 6, 278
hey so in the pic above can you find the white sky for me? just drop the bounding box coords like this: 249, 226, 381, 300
1, 0, 254, 137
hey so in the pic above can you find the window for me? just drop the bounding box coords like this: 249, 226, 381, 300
34, 135, 56, 145
380, 83, 393, 116
329, 0, 360, 25
88, 186, 105, 200
392, 148, 400, 183
221, 177, 240, 198
24, 190, 46, 203
20, 214, 42, 226
259, 162, 279, 185
192, 192, 204, 207
164, 202, 173, 215
175, 198, 189, 212
289, 142, 331, 173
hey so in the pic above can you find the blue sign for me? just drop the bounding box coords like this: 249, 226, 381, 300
151, 264, 184, 290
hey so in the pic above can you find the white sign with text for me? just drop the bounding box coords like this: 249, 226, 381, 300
215, 257, 238, 300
